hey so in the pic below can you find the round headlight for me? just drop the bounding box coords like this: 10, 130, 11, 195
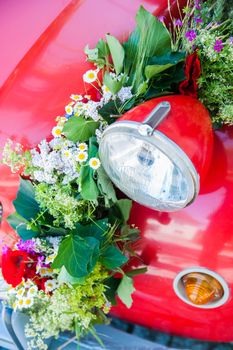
99, 96, 213, 212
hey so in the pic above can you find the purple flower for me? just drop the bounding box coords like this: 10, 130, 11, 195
16, 239, 36, 253
195, 0, 201, 10
158, 15, 165, 23
194, 17, 203, 24
175, 19, 183, 27
185, 30, 197, 42
214, 40, 224, 52
2, 245, 8, 254
229, 37, 233, 45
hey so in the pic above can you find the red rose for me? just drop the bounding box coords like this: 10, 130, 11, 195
2, 248, 29, 287
179, 52, 201, 98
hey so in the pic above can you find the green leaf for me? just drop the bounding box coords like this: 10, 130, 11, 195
103, 72, 123, 94
145, 63, 176, 79
104, 277, 121, 305
13, 178, 40, 221
80, 166, 99, 201
145, 52, 185, 79
100, 245, 128, 269
7, 213, 39, 240
52, 235, 100, 277
136, 6, 171, 57
106, 34, 125, 75
84, 45, 99, 60
88, 136, 98, 158
126, 267, 147, 277
40, 225, 67, 237
58, 266, 86, 285
117, 275, 135, 308
63, 116, 100, 142
98, 100, 121, 124
96, 39, 110, 57
97, 166, 117, 206
117, 199, 132, 222
74, 219, 109, 241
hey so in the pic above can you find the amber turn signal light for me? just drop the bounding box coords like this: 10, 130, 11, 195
182, 272, 224, 305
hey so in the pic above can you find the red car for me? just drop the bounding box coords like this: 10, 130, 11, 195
0, 0, 233, 343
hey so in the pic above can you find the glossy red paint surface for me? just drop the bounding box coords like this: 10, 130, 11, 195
112, 126, 233, 342
1, 0, 233, 343
119, 95, 214, 187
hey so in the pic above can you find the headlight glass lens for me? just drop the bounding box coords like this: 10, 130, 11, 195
100, 127, 198, 211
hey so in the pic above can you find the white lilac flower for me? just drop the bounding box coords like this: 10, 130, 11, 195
33, 170, 46, 183
76, 152, 88, 163
52, 126, 63, 138
45, 279, 58, 293
83, 69, 98, 83
70, 94, 83, 101
117, 86, 133, 103
89, 157, 101, 170
84, 100, 101, 121
46, 237, 61, 252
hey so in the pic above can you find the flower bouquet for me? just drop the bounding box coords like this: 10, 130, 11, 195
1, 1, 232, 349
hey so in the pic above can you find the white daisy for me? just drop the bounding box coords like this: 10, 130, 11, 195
83, 69, 98, 83
78, 143, 88, 152
45, 279, 58, 293
65, 105, 73, 115
89, 157, 101, 170
52, 126, 63, 138
76, 152, 88, 163
23, 297, 34, 308
70, 94, 83, 101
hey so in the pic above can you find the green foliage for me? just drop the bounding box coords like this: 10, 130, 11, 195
145, 51, 185, 79
80, 165, 99, 201
103, 71, 123, 94
7, 212, 39, 240
100, 245, 128, 269
75, 219, 109, 242
116, 274, 135, 308
63, 116, 100, 142
97, 166, 117, 207
116, 199, 132, 223
52, 235, 100, 278
106, 34, 125, 75
13, 178, 40, 221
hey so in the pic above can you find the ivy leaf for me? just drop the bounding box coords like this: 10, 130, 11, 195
13, 178, 40, 221
58, 266, 86, 285
63, 116, 100, 142
52, 235, 100, 277
104, 277, 121, 305
97, 166, 117, 206
103, 72, 123, 94
80, 166, 99, 201
117, 275, 135, 308
7, 213, 39, 240
117, 199, 132, 222
100, 245, 128, 269
74, 219, 109, 242
106, 34, 125, 75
